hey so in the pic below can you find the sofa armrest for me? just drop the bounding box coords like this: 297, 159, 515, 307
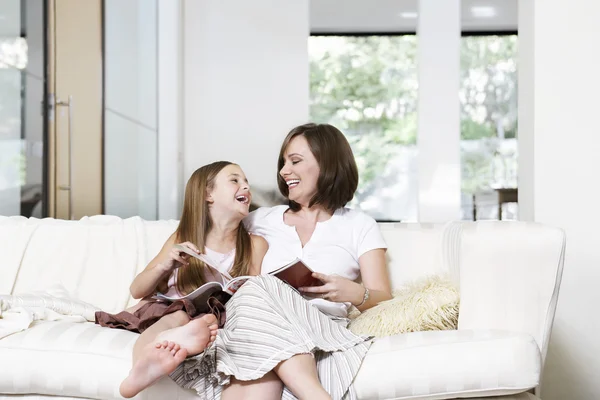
457, 221, 565, 367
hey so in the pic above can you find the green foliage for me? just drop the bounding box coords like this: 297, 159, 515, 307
309, 34, 518, 200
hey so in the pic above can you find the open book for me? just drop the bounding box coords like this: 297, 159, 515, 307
154, 244, 322, 309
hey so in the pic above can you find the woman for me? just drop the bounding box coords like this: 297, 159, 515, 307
170, 123, 392, 400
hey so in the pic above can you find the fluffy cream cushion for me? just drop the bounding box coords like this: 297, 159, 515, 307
348, 274, 459, 337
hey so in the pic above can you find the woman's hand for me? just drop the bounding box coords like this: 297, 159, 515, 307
159, 241, 200, 272
299, 272, 365, 305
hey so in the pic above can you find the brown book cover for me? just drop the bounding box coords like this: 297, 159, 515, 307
270, 258, 323, 290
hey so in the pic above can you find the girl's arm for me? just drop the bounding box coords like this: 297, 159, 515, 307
249, 235, 269, 276
130, 233, 200, 299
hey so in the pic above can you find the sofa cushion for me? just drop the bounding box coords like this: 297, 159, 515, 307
1, 321, 540, 400
0, 321, 198, 400
0, 393, 542, 400
353, 329, 541, 400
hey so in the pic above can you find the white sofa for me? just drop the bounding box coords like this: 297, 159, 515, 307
0, 215, 565, 400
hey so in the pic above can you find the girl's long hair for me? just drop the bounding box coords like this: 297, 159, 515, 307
174, 161, 253, 295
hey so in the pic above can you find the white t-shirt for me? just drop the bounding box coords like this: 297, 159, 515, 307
243, 205, 388, 317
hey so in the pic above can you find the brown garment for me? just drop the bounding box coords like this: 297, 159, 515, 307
95, 292, 229, 333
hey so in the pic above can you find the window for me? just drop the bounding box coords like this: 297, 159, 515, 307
309, 35, 418, 222
460, 34, 518, 220
0, 37, 28, 216
309, 34, 518, 222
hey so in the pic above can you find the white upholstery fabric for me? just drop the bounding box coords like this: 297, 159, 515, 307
0, 216, 564, 400
457, 222, 565, 363
378, 222, 462, 291
353, 329, 540, 400
0, 395, 541, 400
0, 394, 543, 400
0, 321, 197, 400
0, 216, 178, 314
0, 217, 40, 295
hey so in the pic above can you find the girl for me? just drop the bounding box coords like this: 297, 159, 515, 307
95, 161, 267, 398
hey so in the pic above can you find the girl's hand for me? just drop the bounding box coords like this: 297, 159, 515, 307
299, 272, 365, 305
159, 241, 200, 272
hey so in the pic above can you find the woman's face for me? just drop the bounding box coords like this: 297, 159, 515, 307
279, 135, 320, 206
208, 164, 252, 217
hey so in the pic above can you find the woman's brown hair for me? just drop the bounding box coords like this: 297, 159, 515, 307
174, 161, 252, 295
277, 123, 359, 214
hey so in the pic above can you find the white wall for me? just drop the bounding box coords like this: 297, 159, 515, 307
519, 1, 600, 399
182, 0, 309, 192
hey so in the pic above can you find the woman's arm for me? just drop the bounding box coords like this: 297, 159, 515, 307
354, 248, 392, 311
129, 233, 199, 299
249, 235, 269, 276
300, 248, 391, 311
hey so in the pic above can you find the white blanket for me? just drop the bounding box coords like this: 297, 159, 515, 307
0, 285, 100, 339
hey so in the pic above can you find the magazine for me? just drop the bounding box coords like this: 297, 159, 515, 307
154, 244, 322, 308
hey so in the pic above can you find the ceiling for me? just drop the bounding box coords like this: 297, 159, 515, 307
310, 0, 518, 33
1, 0, 517, 39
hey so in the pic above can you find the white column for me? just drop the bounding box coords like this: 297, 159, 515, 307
158, 0, 183, 220
182, 0, 309, 194
416, 0, 461, 222
517, 0, 535, 222
519, 1, 600, 399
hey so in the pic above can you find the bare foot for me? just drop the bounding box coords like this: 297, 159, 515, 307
156, 314, 216, 356
205, 314, 219, 345
120, 341, 188, 398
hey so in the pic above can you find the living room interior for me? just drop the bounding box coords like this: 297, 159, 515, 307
0, 0, 598, 399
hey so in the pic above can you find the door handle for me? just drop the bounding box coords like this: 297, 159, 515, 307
56, 95, 74, 220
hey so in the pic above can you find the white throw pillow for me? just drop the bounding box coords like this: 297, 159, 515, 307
348, 274, 459, 337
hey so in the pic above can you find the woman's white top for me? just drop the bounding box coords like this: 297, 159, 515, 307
243, 205, 388, 317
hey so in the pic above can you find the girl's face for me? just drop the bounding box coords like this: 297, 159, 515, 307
279, 135, 320, 206
208, 164, 252, 218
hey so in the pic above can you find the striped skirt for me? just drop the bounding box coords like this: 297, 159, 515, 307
170, 275, 373, 400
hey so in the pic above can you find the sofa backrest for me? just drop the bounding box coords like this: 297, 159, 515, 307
379, 222, 462, 289
1, 216, 459, 313
0, 215, 178, 313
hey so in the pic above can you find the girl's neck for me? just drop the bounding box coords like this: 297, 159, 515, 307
205, 215, 240, 253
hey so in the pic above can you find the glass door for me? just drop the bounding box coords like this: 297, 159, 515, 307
0, 0, 47, 217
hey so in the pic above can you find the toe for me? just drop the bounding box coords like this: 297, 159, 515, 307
165, 341, 176, 351
202, 314, 218, 326
174, 348, 188, 362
